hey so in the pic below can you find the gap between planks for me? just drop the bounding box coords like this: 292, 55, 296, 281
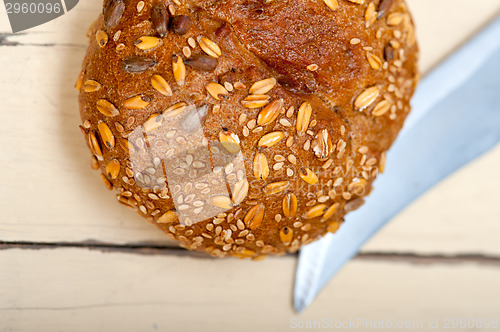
1, 240, 500, 266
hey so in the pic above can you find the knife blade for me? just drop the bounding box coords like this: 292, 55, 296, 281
294, 14, 500, 313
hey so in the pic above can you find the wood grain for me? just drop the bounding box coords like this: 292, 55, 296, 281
1, 0, 500, 255
1, 248, 499, 332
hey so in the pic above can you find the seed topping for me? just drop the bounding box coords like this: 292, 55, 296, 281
206, 82, 229, 100
354, 86, 380, 110
184, 55, 218, 71
103, 0, 125, 28
257, 100, 283, 126
172, 55, 186, 86
123, 95, 151, 109
258, 131, 285, 148
219, 129, 241, 154
123, 56, 156, 73
134, 36, 160, 50
95, 30, 108, 48
300, 167, 319, 185
151, 4, 169, 37
151, 74, 172, 96
283, 192, 298, 218
249, 78, 276, 95
83, 80, 101, 93
98, 121, 115, 149
244, 204, 265, 230
171, 15, 191, 35
264, 181, 289, 196
96, 99, 119, 117
323, 0, 339, 11
106, 159, 120, 179
303, 204, 328, 219
241, 95, 270, 108
232, 179, 249, 205
296, 102, 312, 135
197, 36, 222, 58
253, 153, 269, 180
280, 227, 293, 245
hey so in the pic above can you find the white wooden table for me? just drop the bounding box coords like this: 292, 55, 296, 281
1, 1, 500, 331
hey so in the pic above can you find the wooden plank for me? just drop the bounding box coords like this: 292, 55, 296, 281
1, 0, 500, 254
0, 248, 499, 331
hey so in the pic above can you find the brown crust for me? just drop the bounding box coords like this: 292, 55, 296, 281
77, 0, 419, 259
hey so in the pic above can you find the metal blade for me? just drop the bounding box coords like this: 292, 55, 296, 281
294, 15, 500, 313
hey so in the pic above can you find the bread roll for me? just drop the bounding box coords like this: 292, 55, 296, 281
77, 0, 419, 259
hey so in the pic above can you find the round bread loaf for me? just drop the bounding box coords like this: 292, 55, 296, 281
77, 0, 419, 259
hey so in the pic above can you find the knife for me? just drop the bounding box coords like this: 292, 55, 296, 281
294, 14, 500, 313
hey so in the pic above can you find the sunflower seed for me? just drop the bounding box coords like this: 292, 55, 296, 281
151, 4, 169, 38
163, 102, 187, 117
264, 181, 289, 196
253, 152, 269, 180
384, 44, 395, 61
219, 129, 241, 154
258, 131, 285, 148
171, 15, 191, 35
184, 54, 218, 71
378, 0, 394, 19
354, 86, 379, 110
123, 56, 156, 73
282, 192, 297, 218
95, 30, 108, 48
249, 78, 276, 95
241, 94, 270, 108
151, 74, 172, 96
123, 95, 151, 109
197, 36, 222, 58
172, 55, 186, 86
88, 132, 102, 158
300, 167, 319, 185
367, 52, 383, 70
106, 159, 120, 179
96, 99, 119, 117
296, 102, 312, 135
206, 82, 228, 100
134, 36, 160, 50
103, 0, 125, 28
323, 0, 338, 10
157, 210, 178, 223
313, 129, 333, 160
257, 99, 283, 126
372, 100, 392, 116
98, 121, 115, 149
232, 179, 249, 205
303, 204, 328, 219
244, 204, 265, 230
83, 80, 101, 92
